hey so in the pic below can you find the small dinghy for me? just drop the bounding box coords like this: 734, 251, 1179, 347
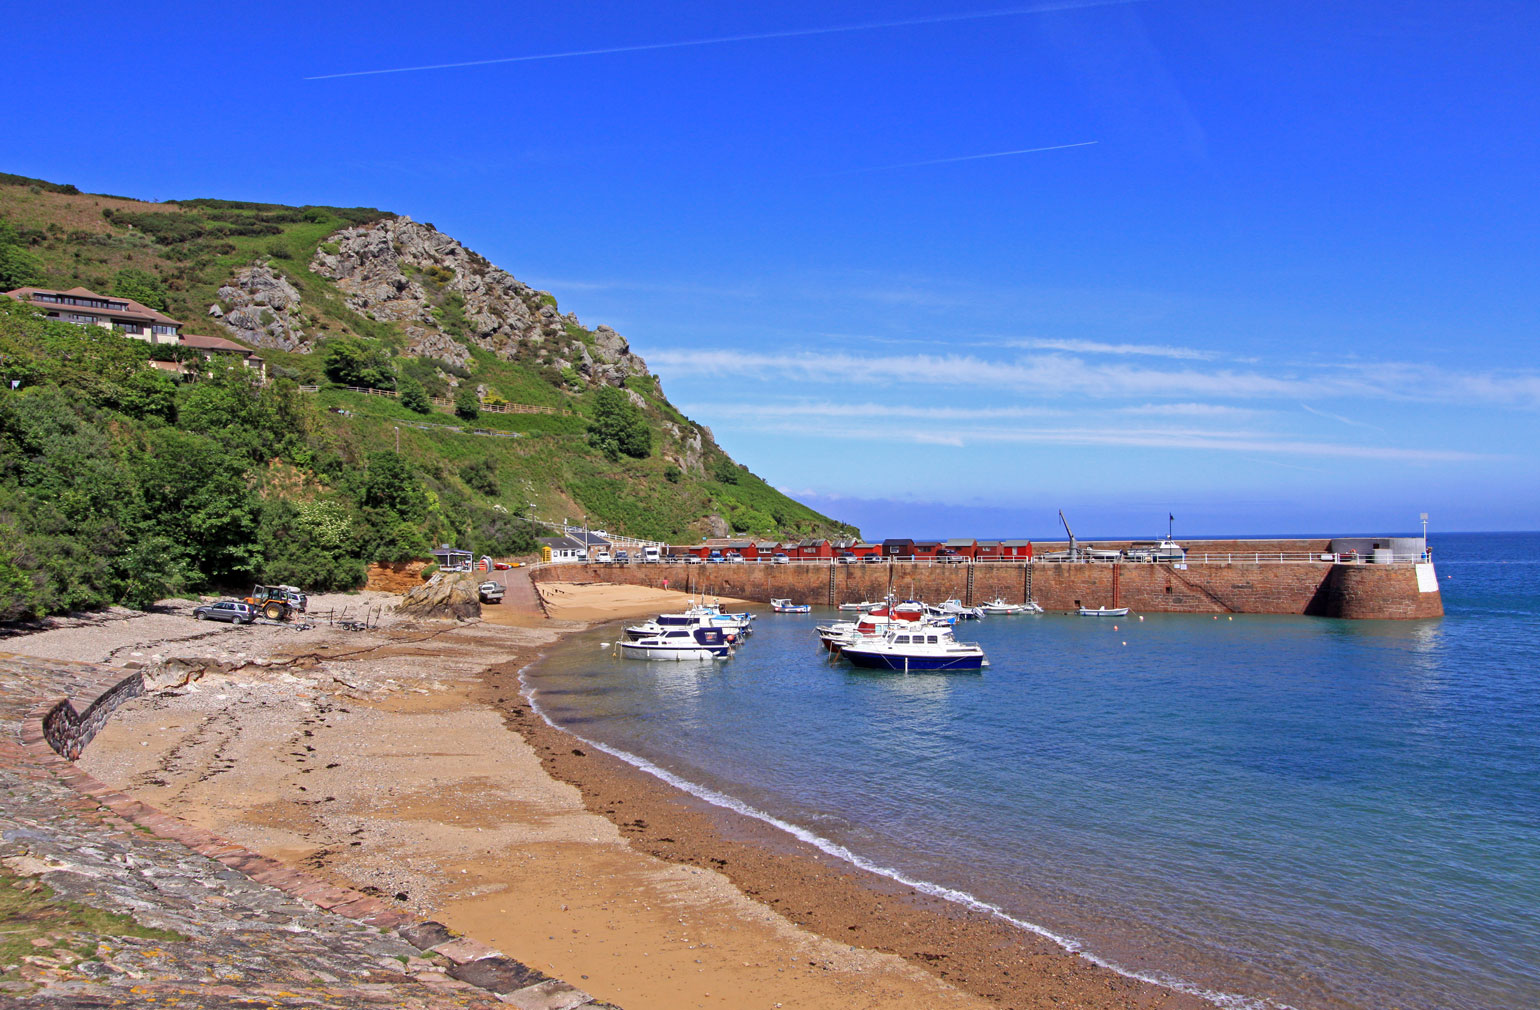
1077, 606, 1130, 617
620, 626, 733, 661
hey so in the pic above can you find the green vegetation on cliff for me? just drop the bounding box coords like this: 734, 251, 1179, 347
0, 173, 853, 620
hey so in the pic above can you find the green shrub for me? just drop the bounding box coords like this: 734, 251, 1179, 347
454, 388, 480, 420
586, 385, 651, 460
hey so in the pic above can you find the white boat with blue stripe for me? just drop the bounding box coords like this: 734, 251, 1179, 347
619, 626, 734, 661
839, 628, 988, 672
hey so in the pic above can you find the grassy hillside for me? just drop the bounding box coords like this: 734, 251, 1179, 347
0, 172, 853, 613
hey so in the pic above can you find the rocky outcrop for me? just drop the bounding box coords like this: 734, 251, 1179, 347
396, 572, 481, 621
364, 560, 433, 592
213, 265, 309, 352
309, 217, 649, 386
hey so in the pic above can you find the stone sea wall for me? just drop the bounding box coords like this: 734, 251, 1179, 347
533, 556, 1444, 620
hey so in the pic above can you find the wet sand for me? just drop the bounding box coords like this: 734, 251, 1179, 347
64, 584, 1206, 1009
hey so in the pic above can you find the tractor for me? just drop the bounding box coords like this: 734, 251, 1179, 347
243, 585, 296, 621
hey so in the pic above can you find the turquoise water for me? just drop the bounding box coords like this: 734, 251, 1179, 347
523, 534, 1540, 1010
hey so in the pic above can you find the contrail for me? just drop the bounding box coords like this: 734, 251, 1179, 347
306, 0, 1145, 80
832, 141, 1098, 174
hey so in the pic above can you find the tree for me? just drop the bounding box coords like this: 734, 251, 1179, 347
0, 220, 43, 290
399, 374, 431, 413
586, 385, 651, 460
454, 387, 480, 420
110, 268, 169, 311
360, 451, 427, 522
711, 458, 740, 484
459, 457, 499, 496
322, 336, 395, 390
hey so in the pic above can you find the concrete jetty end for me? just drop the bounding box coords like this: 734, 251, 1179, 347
531, 538, 1443, 620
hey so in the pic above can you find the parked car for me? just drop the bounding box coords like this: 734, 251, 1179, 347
193, 600, 256, 625
838, 552, 856, 564
615, 550, 629, 564
706, 551, 724, 564
276, 584, 308, 611
862, 554, 883, 564
725, 551, 744, 564
685, 554, 703, 565
478, 580, 505, 603
593, 550, 613, 564
771, 553, 789, 565
938, 550, 965, 563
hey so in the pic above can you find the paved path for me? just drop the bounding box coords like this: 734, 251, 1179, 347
0, 651, 616, 1009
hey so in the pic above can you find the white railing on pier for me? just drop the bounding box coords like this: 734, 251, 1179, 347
557, 551, 1429, 568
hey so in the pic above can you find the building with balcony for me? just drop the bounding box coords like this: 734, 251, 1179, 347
4, 286, 184, 344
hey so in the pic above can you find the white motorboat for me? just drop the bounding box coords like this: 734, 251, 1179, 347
1078, 606, 1129, 617
930, 598, 985, 620
771, 598, 811, 613
839, 627, 987, 672
837, 600, 881, 611
979, 598, 1041, 614
816, 601, 942, 653
619, 626, 733, 661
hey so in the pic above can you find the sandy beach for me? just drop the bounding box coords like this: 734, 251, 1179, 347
20, 582, 1207, 1010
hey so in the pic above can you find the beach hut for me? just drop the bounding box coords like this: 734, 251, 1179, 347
1001, 539, 1035, 560
882, 538, 916, 559
912, 540, 943, 561
944, 538, 978, 559
974, 539, 1004, 561
796, 538, 833, 559
849, 542, 882, 558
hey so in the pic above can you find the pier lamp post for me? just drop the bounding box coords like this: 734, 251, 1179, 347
1420, 512, 1429, 560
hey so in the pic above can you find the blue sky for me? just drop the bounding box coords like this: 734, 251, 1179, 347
5, 1, 1537, 538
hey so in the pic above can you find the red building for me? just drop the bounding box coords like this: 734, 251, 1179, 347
943, 538, 978, 558
794, 538, 833, 559
912, 540, 943, 560
1001, 539, 1034, 559
974, 540, 1004, 561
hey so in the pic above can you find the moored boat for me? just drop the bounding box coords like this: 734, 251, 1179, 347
1077, 606, 1129, 617
771, 598, 811, 614
619, 626, 733, 661
839, 627, 987, 672
980, 598, 1042, 614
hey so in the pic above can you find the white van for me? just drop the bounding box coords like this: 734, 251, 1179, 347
593, 550, 612, 564
642, 546, 661, 563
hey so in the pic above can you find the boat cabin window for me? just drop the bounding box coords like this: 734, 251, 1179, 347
894, 635, 910, 643
927, 635, 938, 643
665, 630, 687, 638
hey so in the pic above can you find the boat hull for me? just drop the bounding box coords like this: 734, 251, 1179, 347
840, 647, 985, 671
619, 643, 729, 661
1078, 607, 1129, 617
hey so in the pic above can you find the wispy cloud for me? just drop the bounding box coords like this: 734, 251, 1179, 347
1300, 403, 1384, 432
716, 418, 1490, 462
1002, 337, 1215, 360
830, 141, 1098, 175
682, 400, 1264, 423
649, 348, 1540, 410
307, 0, 1145, 80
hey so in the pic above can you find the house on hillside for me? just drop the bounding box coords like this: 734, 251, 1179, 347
180, 333, 266, 379
6, 285, 265, 378
5, 286, 184, 343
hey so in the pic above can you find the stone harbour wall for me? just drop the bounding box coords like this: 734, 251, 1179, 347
534, 558, 1443, 620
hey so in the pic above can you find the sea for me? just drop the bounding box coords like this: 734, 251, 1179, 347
521, 532, 1540, 1010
